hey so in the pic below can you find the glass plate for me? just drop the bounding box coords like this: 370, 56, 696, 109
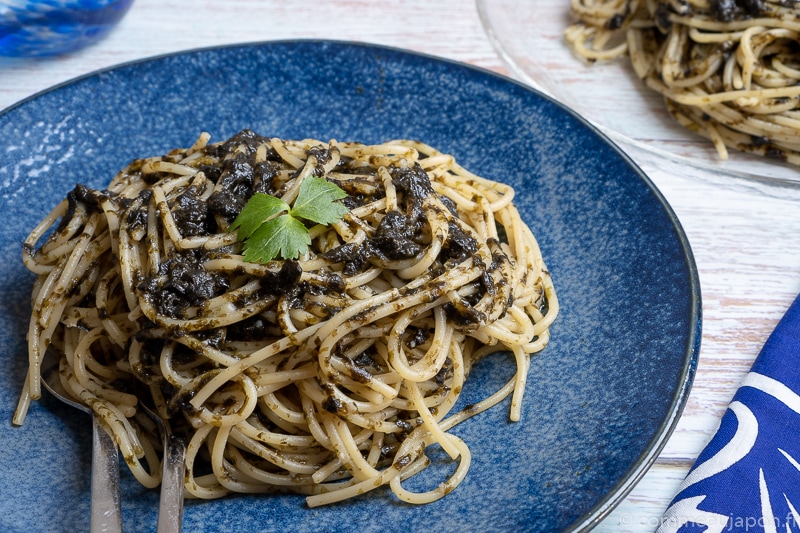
477, 0, 800, 188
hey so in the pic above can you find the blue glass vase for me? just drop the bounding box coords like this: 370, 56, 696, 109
0, 0, 134, 57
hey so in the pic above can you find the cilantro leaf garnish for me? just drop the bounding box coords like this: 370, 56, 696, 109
231, 193, 289, 240
242, 214, 311, 263
291, 176, 349, 225
231, 177, 349, 263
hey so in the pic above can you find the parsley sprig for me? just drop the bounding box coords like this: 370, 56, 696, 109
231, 177, 349, 263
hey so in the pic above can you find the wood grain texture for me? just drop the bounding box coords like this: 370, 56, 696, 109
3, 1, 800, 530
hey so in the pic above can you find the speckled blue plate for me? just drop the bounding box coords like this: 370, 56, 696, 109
0, 41, 700, 532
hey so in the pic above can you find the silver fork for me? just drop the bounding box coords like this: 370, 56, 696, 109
136, 384, 186, 533
40, 350, 123, 533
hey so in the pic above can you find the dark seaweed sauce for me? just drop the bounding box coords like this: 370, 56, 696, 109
404, 327, 429, 350
167, 370, 221, 416
709, 0, 767, 21
138, 250, 231, 318
172, 186, 210, 237
51, 130, 509, 420
654, 3, 673, 33
256, 260, 305, 296
654, 0, 765, 25
55, 183, 106, 234
441, 221, 478, 265
606, 0, 632, 30
323, 162, 479, 276
649, 0, 774, 32
125, 189, 153, 234
372, 210, 424, 260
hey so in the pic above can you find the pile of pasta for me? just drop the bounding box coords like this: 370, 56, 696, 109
13, 130, 557, 506
565, 0, 800, 164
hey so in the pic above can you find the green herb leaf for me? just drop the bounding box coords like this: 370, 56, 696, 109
232, 177, 349, 263
230, 193, 289, 240
241, 214, 311, 263
291, 177, 350, 225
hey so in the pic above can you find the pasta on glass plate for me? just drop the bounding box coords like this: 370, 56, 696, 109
477, 0, 800, 188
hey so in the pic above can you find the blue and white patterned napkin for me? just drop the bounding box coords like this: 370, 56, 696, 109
658, 294, 800, 533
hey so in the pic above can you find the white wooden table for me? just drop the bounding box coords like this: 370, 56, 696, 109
3, 1, 799, 531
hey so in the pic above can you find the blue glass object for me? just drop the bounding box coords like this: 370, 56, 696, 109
0, 0, 134, 57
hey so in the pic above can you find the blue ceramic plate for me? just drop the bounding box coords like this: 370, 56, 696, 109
0, 41, 700, 532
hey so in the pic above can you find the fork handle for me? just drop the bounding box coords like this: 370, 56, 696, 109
90, 416, 123, 533
156, 434, 186, 533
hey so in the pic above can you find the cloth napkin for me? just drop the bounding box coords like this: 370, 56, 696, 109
658, 294, 800, 533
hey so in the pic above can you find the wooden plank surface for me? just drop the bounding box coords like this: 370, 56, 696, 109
3, 1, 800, 530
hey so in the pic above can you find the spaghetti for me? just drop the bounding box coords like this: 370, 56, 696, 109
13, 130, 558, 505
565, 0, 800, 164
